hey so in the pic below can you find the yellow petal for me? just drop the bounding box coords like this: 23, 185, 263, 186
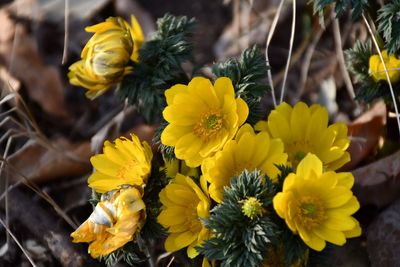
214, 77, 235, 101
296, 154, 323, 177
290, 102, 310, 141
254, 120, 268, 132
236, 98, 249, 126
164, 232, 197, 253
165, 84, 187, 105
314, 226, 346, 246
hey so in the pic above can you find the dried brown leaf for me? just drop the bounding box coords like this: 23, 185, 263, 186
0, 9, 69, 119
344, 101, 386, 170
352, 150, 400, 208
7, 138, 92, 183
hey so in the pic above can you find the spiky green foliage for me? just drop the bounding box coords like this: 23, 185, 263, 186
345, 40, 400, 103
118, 14, 195, 123
103, 242, 147, 267
345, 40, 373, 83
199, 170, 279, 267
313, 0, 368, 25
275, 164, 293, 192
153, 122, 176, 161
140, 162, 168, 241
280, 223, 309, 266
378, 0, 400, 55
212, 46, 270, 124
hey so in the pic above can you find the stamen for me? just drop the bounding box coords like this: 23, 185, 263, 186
287, 141, 313, 168
116, 160, 138, 181
193, 110, 223, 141
296, 196, 326, 230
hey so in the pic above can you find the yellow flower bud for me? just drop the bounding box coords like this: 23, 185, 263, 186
369, 50, 400, 83
68, 16, 144, 99
241, 197, 264, 219
71, 187, 146, 258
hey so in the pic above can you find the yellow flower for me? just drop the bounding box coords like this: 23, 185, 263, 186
257, 102, 350, 170
202, 257, 212, 267
157, 174, 211, 258
71, 187, 146, 258
68, 15, 144, 99
162, 158, 199, 178
202, 124, 287, 203
273, 154, 361, 251
369, 50, 400, 83
161, 77, 249, 167
88, 134, 152, 194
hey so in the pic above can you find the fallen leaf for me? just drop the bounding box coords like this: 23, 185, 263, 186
352, 150, 400, 208
367, 199, 400, 267
8, 0, 111, 23
7, 138, 92, 183
344, 101, 386, 170
0, 9, 69, 119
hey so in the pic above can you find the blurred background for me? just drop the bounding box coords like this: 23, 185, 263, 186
0, 0, 398, 266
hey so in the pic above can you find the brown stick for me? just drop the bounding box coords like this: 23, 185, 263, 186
2, 188, 101, 267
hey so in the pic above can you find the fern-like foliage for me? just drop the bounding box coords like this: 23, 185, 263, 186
275, 164, 293, 193
313, 0, 368, 25
118, 14, 196, 123
212, 46, 270, 124
377, 0, 400, 55
199, 170, 279, 267
345, 40, 400, 103
140, 162, 168, 241
345, 40, 372, 83
152, 121, 176, 161
103, 242, 147, 267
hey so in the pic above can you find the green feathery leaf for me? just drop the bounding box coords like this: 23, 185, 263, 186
153, 121, 176, 161
140, 162, 168, 241
377, 0, 400, 55
313, 0, 368, 26
345, 39, 400, 103
118, 14, 196, 123
212, 46, 270, 124
103, 242, 147, 267
199, 170, 279, 267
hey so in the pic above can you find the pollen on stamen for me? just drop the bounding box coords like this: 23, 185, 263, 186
193, 110, 223, 141
296, 196, 326, 230
116, 160, 138, 181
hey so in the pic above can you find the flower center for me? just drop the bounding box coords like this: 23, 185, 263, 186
194, 111, 223, 141
116, 160, 137, 181
287, 141, 313, 168
241, 197, 264, 219
186, 203, 202, 233
296, 196, 326, 230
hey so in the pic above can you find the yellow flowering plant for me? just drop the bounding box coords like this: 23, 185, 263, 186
369, 50, 400, 83
273, 154, 361, 251
158, 174, 211, 258
161, 76, 249, 167
202, 123, 287, 203
71, 187, 146, 258
69, 16, 144, 99
88, 134, 152, 194
256, 102, 350, 170
69, 13, 364, 267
